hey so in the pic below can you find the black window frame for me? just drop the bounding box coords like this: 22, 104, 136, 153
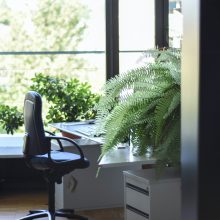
105, 0, 169, 79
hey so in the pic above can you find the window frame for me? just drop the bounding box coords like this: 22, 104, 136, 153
0, 0, 169, 81
105, 0, 169, 79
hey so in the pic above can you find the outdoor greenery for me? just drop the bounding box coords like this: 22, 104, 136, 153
95, 49, 181, 169
0, 104, 23, 134
30, 73, 100, 123
0, 73, 100, 134
0, 0, 89, 108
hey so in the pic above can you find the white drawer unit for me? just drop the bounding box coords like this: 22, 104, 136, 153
124, 168, 181, 220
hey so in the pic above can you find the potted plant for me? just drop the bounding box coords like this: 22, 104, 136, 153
95, 49, 181, 169
30, 73, 100, 138
0, 104, 24, 135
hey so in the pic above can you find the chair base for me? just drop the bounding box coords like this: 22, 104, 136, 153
18, 208, 88, 220
18, 211, 50, 220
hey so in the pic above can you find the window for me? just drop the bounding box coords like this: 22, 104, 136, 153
119, 0, 155, 73
169, 0, 183, 48
0, 0, 106, 108
0, 0, 170, 134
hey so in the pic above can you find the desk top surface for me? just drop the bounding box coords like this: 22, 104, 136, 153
0, 132, 156, 167
0, 134, 24, 158
99, 147, 156, 168
0, 133, 99, 158
49, 121, 104, 144
49, 122, 156, 168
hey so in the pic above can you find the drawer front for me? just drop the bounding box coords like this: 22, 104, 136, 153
126, 207, 149, 220
126, 176, 149, 191
126, 183, 150, 214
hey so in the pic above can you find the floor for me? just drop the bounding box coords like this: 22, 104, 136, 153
0, 189, 124, 220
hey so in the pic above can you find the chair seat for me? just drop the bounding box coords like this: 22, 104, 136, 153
30, 151, 89, 171
41, 151, 81, 161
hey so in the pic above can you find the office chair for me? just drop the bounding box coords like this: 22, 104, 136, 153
19, 91, 90, 220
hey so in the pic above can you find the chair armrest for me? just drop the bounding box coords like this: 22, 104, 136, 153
45, 130, 55, 136
45, 130, 64, 151
46, 136, 85, 159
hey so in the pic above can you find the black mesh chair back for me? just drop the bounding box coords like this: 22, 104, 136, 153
23, 91, 49, 156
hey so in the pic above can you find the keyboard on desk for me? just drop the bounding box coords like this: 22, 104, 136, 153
75, 124, 97, 137
57, 120, 103, 137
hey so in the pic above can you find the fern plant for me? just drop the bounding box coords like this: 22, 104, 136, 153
95, 48, 181, 168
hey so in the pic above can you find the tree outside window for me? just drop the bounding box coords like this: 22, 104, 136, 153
0, 0, 106, 134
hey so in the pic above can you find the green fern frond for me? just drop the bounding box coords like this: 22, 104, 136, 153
163, 90, 180, 119
95, 48, 181, 169
146, 49, 181, 85
100, 95, 153, 155
154, 86, 180, 146
154, 116, 180, 167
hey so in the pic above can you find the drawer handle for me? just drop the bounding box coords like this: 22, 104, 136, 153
126, 204, 149, 219
126, 183, 149, 196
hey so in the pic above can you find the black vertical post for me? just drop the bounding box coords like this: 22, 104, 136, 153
198, 0, 220, 219
105, 0, 119, 80
155, 0, 169, 48
182, 0, 220, 219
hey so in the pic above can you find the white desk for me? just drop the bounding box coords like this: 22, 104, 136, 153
49, 122, 156, 168
49, 122, 157, 210
49, 121, 103, 144
49, 122, 156, 210
99, 147, 156, 168
0, 134, 24, 158
0, 134, 98, 158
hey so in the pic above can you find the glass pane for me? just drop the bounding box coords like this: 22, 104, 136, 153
0, 0, 105, 51
0, 0, 105, 101
0, 0, 106, 134
119, 0, 155, 51
0, 54, 105, 106
79, 0, 105, 51
119, 52, 146, 74
119, 0, 155, 73
169, 0, 183, 48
